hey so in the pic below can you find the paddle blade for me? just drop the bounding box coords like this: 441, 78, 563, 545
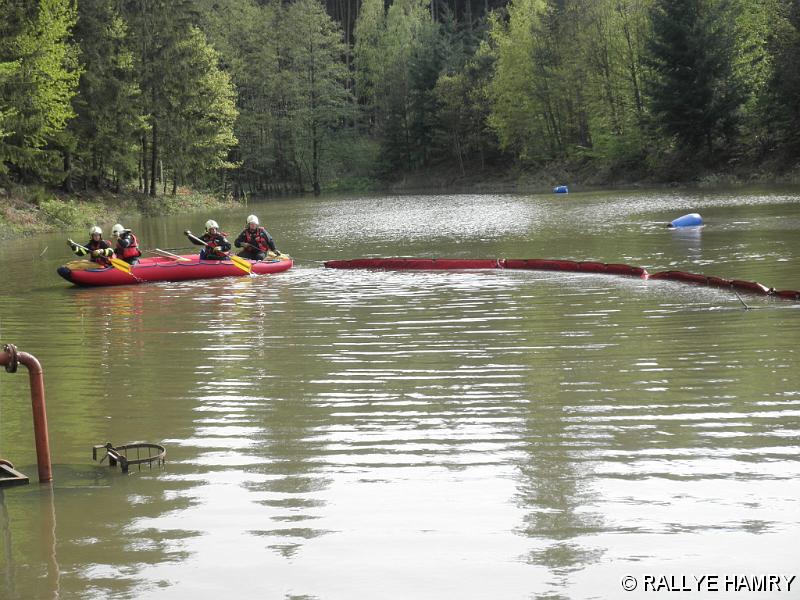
110, 257, 132, 274
230, 254, 252, 274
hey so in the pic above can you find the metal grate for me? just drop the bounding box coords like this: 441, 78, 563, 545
92, 442, 166, 473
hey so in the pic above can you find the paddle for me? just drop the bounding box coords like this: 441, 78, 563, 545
151, 248, 191, 262
184, 230, 252, 274
68, 239, 134, 275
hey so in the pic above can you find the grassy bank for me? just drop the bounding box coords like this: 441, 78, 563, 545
0, 185, 242, 241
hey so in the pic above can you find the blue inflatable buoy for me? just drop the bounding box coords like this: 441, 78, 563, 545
669, 213, 703, 228
553, 185, 569, 194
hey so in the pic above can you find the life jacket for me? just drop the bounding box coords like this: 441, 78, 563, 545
116, 232, 142, 260
201, 232, 230, 260
241, 227, 269, 252
86, 238, 114, 265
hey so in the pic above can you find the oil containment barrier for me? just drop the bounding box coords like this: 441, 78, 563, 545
323, 258, 800, 301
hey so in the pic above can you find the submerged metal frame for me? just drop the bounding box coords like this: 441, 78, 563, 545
92, 442, 166, 473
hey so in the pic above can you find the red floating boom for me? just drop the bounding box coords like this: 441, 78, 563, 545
324, 258, 503, 270
323, 257, 799, 300
325, 257, 648, 278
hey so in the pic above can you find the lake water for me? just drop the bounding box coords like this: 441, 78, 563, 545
0, 189, 799, 599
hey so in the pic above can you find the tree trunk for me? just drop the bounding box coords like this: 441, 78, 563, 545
141, 134, 149, 195
63, 151, 74, 193
150, 121, 158, 197
312, 118, 320, 196
618, 3, 643, 117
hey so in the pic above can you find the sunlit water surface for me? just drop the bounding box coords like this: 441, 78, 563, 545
1, 189, 799, 599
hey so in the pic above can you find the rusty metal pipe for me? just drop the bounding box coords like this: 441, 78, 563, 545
0, 345, 52, 483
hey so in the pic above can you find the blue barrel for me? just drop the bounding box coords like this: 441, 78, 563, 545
553, 185, 569, 194
669, 213, 703, 228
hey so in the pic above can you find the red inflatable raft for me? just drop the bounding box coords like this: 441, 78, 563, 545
57, 255, 293, 287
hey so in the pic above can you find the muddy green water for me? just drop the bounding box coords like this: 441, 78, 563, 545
0, 189, 799, 600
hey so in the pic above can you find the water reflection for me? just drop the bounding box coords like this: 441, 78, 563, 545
0, 486, 60, 600
668, 226, 703, 264
1, 490, 16, 599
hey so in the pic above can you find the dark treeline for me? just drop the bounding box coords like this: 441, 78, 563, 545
1, 0, 799, 199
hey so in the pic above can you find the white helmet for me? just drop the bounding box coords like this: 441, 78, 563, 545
90, 226, 102, 236
111, 223, 125, 236
246, 214, 259, 225
205, 219, 219, 231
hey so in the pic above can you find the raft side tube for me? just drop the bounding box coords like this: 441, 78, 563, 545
56, 266, 74, 283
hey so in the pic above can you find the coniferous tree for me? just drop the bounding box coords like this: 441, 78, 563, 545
647, 0, 745, 156
198, 0, 282, 195
160, 27, 238, 194
69, 0, 141, 191
370, 0, 441, 173
0, 0, 80, 182
433, 35, 500, 172
283, 0, 351, 194
0, 55, 19, 175
353, 0, 386, 130
761, 0, 800, 152
122, 1, 237, 196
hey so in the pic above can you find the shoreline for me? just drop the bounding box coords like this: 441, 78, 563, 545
383, 157, 800, 195
0, 185, 243, 241
4, 160, 800, 241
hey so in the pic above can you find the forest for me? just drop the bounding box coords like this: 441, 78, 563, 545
1, 0, 799, 198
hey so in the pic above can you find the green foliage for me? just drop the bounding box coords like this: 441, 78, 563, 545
69, 0, 141, 190
486, 0, 551, 160
575, 0, 650, 164
3, 0, 800, 195
310, 127, 379, 193
759, 0, 800, 152
119, 0, 238, 196
354, 0, 444, 174
283, 0, 353, 194
0, 0, 81, 181
197, 0, 282, 193
433, 30, 501, 170
646, 0, 745, 155
39, 196, 80, 225
161, 27, 238, 187
485, 0, 597, 162
353, 0, 386, 118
